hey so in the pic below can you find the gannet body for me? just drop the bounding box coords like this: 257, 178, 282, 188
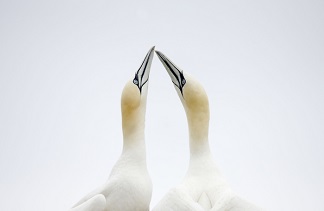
153, 51, 262, 211
70, 194, 106, 211
69, 47, 155, 211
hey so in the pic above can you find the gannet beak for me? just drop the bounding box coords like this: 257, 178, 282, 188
155, 50, 186, 95
133, 46, 155, 93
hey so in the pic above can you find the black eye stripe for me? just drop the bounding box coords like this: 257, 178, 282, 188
179, 73, 186, 86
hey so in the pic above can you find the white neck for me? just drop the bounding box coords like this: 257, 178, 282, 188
185, 106, 223, 179
121, 102, 147, 158
184, 102, 211, 158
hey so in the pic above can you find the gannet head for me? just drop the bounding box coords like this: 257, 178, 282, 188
121, 47, 154, 136
155, 50, 209, 116
155, 50, 210, 144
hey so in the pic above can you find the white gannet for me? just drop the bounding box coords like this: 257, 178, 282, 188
69, 46, 155, 211
153, 50, 262, 211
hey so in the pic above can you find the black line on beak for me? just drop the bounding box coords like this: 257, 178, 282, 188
155, 51, 186, 95
133, 46, 154, 93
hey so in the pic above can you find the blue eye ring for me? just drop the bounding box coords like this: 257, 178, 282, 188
182, 79, 186, 85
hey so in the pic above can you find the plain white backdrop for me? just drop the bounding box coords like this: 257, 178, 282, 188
0, 0, 323, 210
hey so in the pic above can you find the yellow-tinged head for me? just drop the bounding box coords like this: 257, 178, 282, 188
155, 50, 210, 142
121, 80, 142, 114
155, 50, 209, 115
121, 46, 154, 138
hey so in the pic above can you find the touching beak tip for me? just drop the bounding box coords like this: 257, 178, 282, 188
149, 46, 155, 55
154, 50, 166, 65
147, 46, 155, 61
154, 50, 162, 57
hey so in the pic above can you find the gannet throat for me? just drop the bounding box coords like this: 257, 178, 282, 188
69, 46, 155, 211
121, 46, 155, 147
153, 49, 262, 211
155, 50, 210, 150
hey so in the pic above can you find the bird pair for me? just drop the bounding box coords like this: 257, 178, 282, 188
69, 47, 262, 211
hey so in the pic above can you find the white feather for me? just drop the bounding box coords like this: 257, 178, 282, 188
153, 51, 263, 211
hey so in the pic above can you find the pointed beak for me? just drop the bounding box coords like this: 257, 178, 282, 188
155, 50, 186, 94
133, 46, 155, 93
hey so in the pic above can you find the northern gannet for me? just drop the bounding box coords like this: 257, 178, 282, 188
153, 50, 262, 211
69, 46, 155, 211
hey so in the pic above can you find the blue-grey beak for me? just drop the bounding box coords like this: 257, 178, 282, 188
155, 50, 186, 95
133, 46, 155, 93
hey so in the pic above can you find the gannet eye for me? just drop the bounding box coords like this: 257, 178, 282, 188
133, 79, 139, 85
182, 79, 186, 85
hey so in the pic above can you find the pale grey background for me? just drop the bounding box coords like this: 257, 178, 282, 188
0, 0, 323, 210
